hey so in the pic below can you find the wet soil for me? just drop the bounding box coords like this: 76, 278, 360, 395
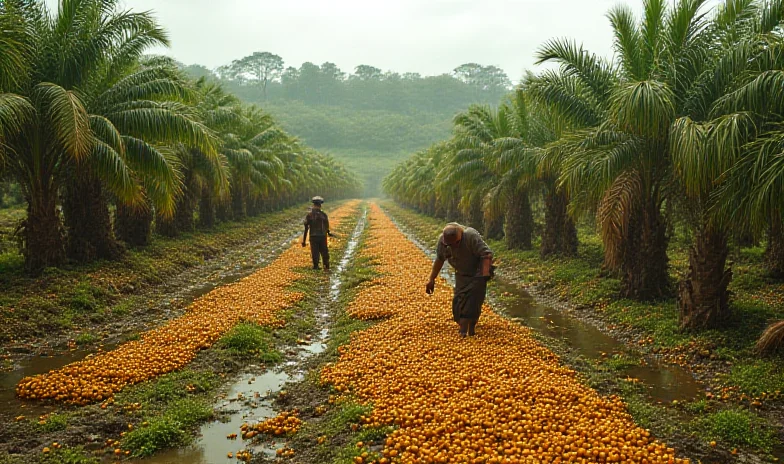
131, 207, 368, 464
0, 219, 303, 420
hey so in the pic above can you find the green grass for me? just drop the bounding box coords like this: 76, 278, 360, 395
603, 353, 640, 371
218, 322, 282, 363
74, 332, 97, 345
35, 413, 68, 433
115, 369, 218, 407
121, 398, 212, 457
695, 408, 778, 451
725, 360, 784, 396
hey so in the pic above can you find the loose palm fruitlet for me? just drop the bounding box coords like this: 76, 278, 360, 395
16, 202, 360, 404
321, 204, 687, 464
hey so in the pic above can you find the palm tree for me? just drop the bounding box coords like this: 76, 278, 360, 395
526, 42, 616, 261
438, 105, 505, 239
496, 86, 578, 257
0, 0, 215, 271
670, 1, 784, 328
538, 0, 717, 300
65, 55, 210, 259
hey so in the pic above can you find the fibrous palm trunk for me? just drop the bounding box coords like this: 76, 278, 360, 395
115, 202, 153, 247
678, 224, 732, 330
504, 189, 533, 250
62, 174, 122, 262
198, 186, 215, 229
541, 188, 577, 258
766, 217, 784, 279
619, 199, 670, 300
21, 187, 65, 274
466, 195, 483, 231
173, 193, 195, 233
231, 184, 246, 220
484, 213, 504, 240
247, 195, 262, 216
216, 200, 232, 223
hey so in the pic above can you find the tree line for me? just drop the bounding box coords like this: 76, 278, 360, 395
0, 0, 362, 275
384, 0, 784, 338
181, 56, 513, 155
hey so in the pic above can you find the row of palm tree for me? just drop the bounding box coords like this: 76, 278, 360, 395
0, 0, 361, 275
385, 0, 784, 332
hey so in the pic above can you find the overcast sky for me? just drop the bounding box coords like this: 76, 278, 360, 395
45, 0, 723, 82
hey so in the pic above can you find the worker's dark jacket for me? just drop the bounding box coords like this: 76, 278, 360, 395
304, 208, 330, 237
304, 208, 330, 268
436, 223, 492, 322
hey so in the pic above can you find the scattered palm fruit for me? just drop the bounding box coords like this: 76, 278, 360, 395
16, 202, 360, 404
320, 204, 689, 463
243, 410, 302, 437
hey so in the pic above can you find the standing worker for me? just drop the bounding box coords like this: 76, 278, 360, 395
302, 196, 333, 270
425, 223, 493, 337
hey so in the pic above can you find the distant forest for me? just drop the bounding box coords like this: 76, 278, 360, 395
181, 53, 512, 195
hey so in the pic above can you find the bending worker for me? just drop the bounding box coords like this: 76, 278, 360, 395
426, 223, 493, 337
302, 196, 333, 270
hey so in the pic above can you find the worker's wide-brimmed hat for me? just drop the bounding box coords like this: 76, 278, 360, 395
311, 196, 325, 204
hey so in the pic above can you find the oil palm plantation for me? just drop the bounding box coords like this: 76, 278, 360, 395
0, 0, 215, 271
669, 0, 784, 328
537, 0, 718, 301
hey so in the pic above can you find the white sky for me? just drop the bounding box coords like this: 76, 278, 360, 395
45, 0, 724, 82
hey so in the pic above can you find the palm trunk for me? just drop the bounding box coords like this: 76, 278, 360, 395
678, 224, 732, 330
155, 211, 178, 237
231, 184, 246, 220
619, 198, 671, 300
484, 213, 504, 240
21, 187, 65, 274
766, 216, 784, 279
247, 194, 262, 216
62, 174, 122, 262
541, 188, 577, 258
216, 199, 232, 223
198, 186, 215, 229
733, 229, 757, 248
504, 189, 533, 250
173, 193, 195, 233
466, 196, 483, 231
115, 202, 153, 247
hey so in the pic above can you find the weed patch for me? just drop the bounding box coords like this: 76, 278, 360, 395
694, 408, 777, 451
219, 323, 282, 363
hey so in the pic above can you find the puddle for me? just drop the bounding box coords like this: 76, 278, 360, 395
137, 208, 369, 463
0, 345, 118, 419
330, 208, 369, 301
385, 209, 702, 403
494, 281, 702, 402
140, 369, 295, 464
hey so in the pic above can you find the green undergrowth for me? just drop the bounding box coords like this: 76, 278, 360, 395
121, 398, 213, 457
694, 408, 778, 452
219, 323, 282, 363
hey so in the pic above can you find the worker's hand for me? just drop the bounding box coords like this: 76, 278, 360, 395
425, 279, 435, 295
328, 232, 335, 237
301, 241, 306, 248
